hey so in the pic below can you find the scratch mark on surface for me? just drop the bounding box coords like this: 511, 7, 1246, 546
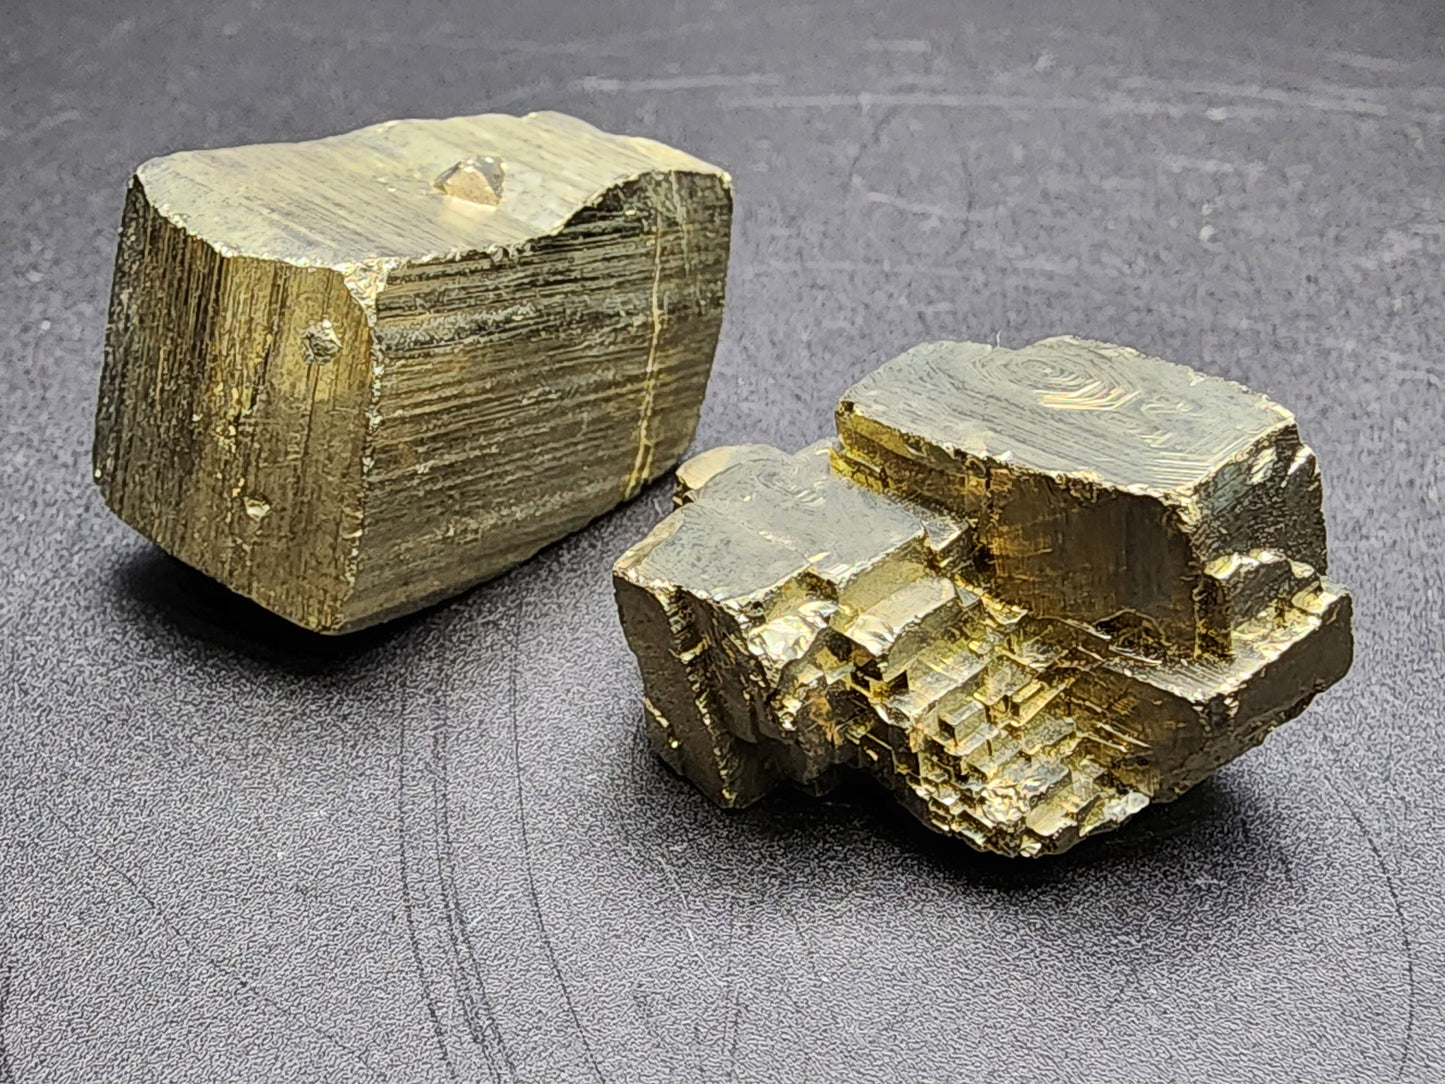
398, 707, 461, 1084
579, 73, 781, 93
734, 253, 1099, 281
1321, 49, 1420, 74
507, 617, 608, 1082
863, 38, 931, 54
31, 109, 82, 133
35, 798, 387, 1080
655, 853, 709, 970
490, 24, 718, 58
779, 896, 823, 986
741, 258, 973, 280
430, 722, 516, 1082
1120, 76, 1392, 116
283, 22, 718, 59
1344, 801, 1416, 1079
844, 105, 896, 191
1154, 154, 1264, 177
720, 87, 1443, 123
719, 896, 744, 1084
0, 954, 15, 1084
99, 16, 135, 45
861, 190, 973, 221
399, 680, 517, 1084
724, 997, 743, 1084
724, 90, 1195, 116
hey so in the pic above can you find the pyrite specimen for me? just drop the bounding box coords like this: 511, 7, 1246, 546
95, 111, 732, 632
614, 337, 1352, 856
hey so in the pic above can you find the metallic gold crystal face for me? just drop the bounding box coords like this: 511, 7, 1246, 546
94, 111, 732, 632
614, 338, 1352, 856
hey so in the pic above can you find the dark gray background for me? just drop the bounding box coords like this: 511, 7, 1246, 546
1, 0, 1441, 1080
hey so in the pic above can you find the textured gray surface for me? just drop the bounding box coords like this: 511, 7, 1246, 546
1, 0, 1441, 1080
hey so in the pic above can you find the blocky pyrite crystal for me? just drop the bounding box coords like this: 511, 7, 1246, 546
614, 337, 1352, 856
95, 112, 731, 632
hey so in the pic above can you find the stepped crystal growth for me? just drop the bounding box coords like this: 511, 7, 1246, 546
614, 337, 1352, 856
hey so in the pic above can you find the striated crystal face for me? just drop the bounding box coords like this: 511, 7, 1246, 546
613, 337, 1353, 857
94, 111, 732, 633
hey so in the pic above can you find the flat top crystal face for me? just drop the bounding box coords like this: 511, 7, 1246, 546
840, 335, 1296, 494
624, 444, 923, 603
135, 110, 727, 265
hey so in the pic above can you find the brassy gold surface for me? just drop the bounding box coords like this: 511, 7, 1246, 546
95, 111, 732, 632
614, 337, 1352, 856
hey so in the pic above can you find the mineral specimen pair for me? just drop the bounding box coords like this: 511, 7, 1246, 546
94, 112, 1352, 856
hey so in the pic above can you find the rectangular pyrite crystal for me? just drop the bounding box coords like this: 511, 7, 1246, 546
614, 337, 1352, 856
94, 111, 732, 632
